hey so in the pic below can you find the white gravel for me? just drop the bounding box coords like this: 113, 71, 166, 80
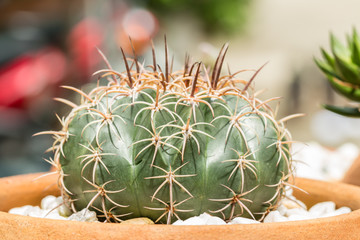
8, 191, 352, 225
173, 191, 351, 225
8, 196, 98, 222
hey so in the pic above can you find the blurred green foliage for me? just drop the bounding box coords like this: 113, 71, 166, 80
134, 0, 251, 34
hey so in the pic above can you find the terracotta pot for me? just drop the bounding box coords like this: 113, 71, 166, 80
1, 173, 360, 240
343, 154, 360, 186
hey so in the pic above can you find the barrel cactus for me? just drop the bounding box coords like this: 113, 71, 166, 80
315, 29, 360, 117
39, 42, 296, 224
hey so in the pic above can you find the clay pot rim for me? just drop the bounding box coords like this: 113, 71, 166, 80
0, 202, 359, 227
1, 172, 360, 239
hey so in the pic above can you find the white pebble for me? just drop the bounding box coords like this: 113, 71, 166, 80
68, 209, 98, 222
9, 205, 66, 220
281, 198, 307, 210
175, 216, 205, 225
9, 205, 33, 216
41, 195, 58, 210
172, 219, 185, 225
309, 201, 336, 216
322, 207, 351, 218
177, 214, 226, 225
228, 217, 260, 224
58, 204, 72, 217
276, 205, 288, 216
287, 214, 312, 221
263, 211, 288, 223
198, 213, 213, 222
26, 206, 44, 218
285, 207, 309, 217
198, 213, 226, 225
56, 197, 72, 217
43, 210, 67, 220
40, 195, 72, 218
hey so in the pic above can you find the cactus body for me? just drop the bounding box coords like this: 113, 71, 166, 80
48, 44, 293, 224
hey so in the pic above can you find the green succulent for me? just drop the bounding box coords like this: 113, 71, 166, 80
315, 29, 360, 117
38, 42, 295, 224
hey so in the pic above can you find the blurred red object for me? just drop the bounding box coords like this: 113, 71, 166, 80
0, 47, 66, 109
68, 18, 104, 79
116, 8, 158, 56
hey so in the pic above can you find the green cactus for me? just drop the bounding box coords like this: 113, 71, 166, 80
315, 29, 360, 117
39, 42, 295, 224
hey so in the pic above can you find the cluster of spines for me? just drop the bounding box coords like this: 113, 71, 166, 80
35, 39, 301, 224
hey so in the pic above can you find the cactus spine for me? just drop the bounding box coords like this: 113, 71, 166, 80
41, 42, 295, 224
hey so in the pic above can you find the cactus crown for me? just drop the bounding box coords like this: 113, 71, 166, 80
39, 40, 296, 224
315, 29, 360, 117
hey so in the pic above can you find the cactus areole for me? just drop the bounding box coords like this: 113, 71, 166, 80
43, 43, 295, 224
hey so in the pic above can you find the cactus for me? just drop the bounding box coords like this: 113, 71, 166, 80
315, 29, 360, 117
39, 41, 296, 224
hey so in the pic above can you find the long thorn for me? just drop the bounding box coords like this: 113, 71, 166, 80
164, 35, 169, 83
53, 98, 77, 108
120, 47, 133, 88
151, 40, 157, 72
211, 43, 229, 89
96, 47, 117, 84
190, 62, 202, 97
61, 86, 93, 103
243, 61, 268, 92
129, 36, 140, 74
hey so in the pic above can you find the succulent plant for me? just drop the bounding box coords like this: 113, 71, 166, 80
38, 41, 296, 224
315, 29, 360, 117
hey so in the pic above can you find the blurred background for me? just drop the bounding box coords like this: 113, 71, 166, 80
1, 0, 360, 177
